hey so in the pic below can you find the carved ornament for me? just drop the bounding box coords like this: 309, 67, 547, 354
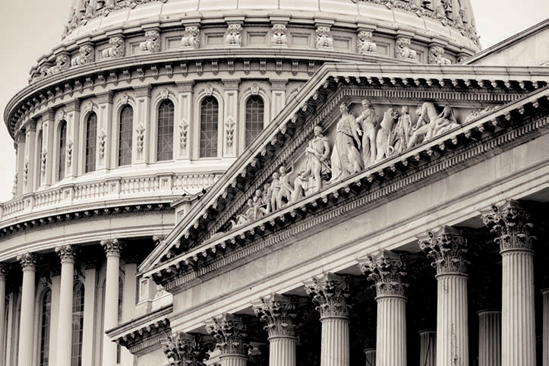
180, 119, 189, 149
304, 273, 351, 319
206, 314, 250, 356
395, 37, 417, 61
55, 244, 78, 264
316, 26, 333, 50
225, 24, 242, 47
252, 294, 297, 338
225, 117, 236, 147
40, 149, 47, 175
140, 30, 161, 53
71, 45, 95, 67
357, 31, 377, 54
0, 263, 9, 280
162, 333, 212, 366
136, 123, 146, 153
271, 24, 288, 47
101, 238, 125, 257
98, 130, 107, 159
102, 36, 125, 59
66, 139, 74, 168
48, 55, 71, 75
18, 252, 39, 270
428, 46, 451, 64
482, 200, 536, 253
181, 26, 200, 50
419, 226, 469, 275
359, 250, 407, 298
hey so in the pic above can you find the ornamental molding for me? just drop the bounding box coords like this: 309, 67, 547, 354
98, 130, 107, 159
358, 250, 407, 298
481, 200, 536, 253
179, 119, 189, 149
252, 294, 297, 338
419, 226, 469, 275
115, 317, 171, 355
205, 314, 250, 356
304, 273, 351, 319
225, 117, 236, 147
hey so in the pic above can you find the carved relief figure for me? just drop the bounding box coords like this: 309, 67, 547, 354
316, 26, 334, 50
357, 31, 377, 54
252, 189, 268, 220
433, 105, 460, 135
291, 172, 306, 203
395, 38, 417, 61
181, 26, 200, 49
375, 108, 399, 161
71, 45, 95, 67
391, 106, 413, 155
356, 99, 378, 168
301, 125, 331, 193
270, 172, 281, 212
48, 55, 70, 75
271, 24, 288, 47
140, 30, 161, 53
278, 166, 294, 208
225, 24, 243, 47
102, 36, 125, 59
407, 102, 439, 148
330, 103, 363, 182
428, 46, 451, 64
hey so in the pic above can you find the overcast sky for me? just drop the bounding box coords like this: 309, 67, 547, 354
0, 1, 548, 203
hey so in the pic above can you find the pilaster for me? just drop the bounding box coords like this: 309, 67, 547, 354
252, 294, 297, 366
133, 85, 152, 165
15, 132, 26, 196
23, 121, 37, 194
64, 100, 81, 179
359, 250, 407, 366
176, 81, 194, 160
419, 226, 469, 366
95, 91, 114, 172
206, 314, 249, 366
482, 200, 536, 366
41, 109, 55, 187
269, 79, 288, 119
222, 79, 240, 158
305, 273, 351, 366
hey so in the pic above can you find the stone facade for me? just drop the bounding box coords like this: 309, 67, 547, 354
1, 2, 549, 366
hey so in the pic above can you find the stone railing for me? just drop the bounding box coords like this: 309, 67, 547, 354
0, 172, 222, 222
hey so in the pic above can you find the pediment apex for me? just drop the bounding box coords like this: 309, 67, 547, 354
139, 64, 549, 275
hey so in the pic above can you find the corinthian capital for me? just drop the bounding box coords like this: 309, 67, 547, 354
100, 238, 125, 257
419, 226, 469, 275
481, 200, 536, 253
161, 333, 211, 366
358, 250, 407, 298
55, 244, 78, 264
252, 294, 297, 338
17, 253, 39, 271
304, 273, 351, 319
0, 263, 9, 280
206, 314, 250, 356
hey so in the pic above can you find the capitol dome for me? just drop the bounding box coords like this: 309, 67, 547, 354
2, 1, 549, 366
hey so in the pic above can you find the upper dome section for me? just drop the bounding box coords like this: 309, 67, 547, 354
63, 0, 480, 46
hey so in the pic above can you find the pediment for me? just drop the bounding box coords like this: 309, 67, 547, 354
139, 63, 549, 280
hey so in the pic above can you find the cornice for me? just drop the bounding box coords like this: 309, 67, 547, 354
138, 63, 549, 273
142, 83, 549, 285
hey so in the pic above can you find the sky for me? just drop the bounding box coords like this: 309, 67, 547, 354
0, 0, 548, 203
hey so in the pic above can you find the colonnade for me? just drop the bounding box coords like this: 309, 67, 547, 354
163, 200, 545, 366
0, 239, 129, 366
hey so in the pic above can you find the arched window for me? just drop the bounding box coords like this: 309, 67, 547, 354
200, 97, 219, 158
58, 121, 67, 181
71, 282, 85, 366
39, 289, 52, 366
37, 130, 43, 186
245, 96, 264, 147
85, 113, 97, 173
119, 106, 133, 166
156, 100, 174, 161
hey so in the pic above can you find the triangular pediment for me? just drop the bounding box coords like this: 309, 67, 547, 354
139, 63, 549, 279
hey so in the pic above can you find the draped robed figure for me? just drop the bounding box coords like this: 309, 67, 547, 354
330, 103, 364, 182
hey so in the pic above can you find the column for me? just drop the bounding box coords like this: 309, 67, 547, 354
0, 263, 8, 365
81, 258, 98, 366
96, 91, 113, 172
65, 100, 81, 179
121, 255, 138, 366
222, 79, 240, 158
419, 330, 436, 366
15, 133, 26, 196
419, 226, 469, 366
482, 200, 536, 366
478, 311, 501, 366
55, 245, 77, 366
304, 273, 351, 366
101, 239, 124, 366
162, 333, 210, 365
543, 289, 549, 366
42, 265, 60, 366
253, 294, 297, 366
206, 314, 249, 366
23, 122, 37, 194
359, 250, 407, 366
364, 349, 376, 366
17, 253, 38, 366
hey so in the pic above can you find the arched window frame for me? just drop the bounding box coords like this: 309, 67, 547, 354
116, 104, 134, 167
193, 90, 224, 159
150, 94, 177, 163
238, 89, 270, 154
84, 112, 98, 174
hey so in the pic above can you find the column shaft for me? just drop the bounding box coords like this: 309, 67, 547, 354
543, 290, 549, 366
48, 275, 61, 366
220, 355, 247, 366
419, 330, 436, 366
81, 267, 97, 366
269, 336, 296, 366
17, 268, 36, 366
102, 254, 120, 366
502, 251, 536, 366
57, 260, 75, 366
376, 296, 406, 366
321, 317, 350, 366
364, 349, 376, 366
478, 311, 501, 366
0, 273, 6, 365
436, 274, 468, 366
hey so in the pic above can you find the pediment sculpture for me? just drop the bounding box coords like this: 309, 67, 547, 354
226, 99, 487, 232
